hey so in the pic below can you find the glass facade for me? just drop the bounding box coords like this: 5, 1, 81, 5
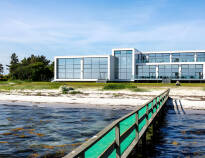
148, 53, 170, 63
83, 57, 108, 79
114, 50, 133, 80
55, 50, 205, 81
196, 53, 205, 62
172, 53, 194, 62
57, 58, 81, 79
181, 64, 203, 79
158, 65, 179, 79
136, 65, 156, 79
136, 54, 147, 63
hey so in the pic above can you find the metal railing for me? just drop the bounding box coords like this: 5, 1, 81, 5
64, 89, 170, 158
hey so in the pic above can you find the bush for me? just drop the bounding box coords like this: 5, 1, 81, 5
59, 85, 69, 94
59, 86, 76, 94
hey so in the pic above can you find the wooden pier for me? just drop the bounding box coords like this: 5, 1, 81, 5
64, 89, 170, 158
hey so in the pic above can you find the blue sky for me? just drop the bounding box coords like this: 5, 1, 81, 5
0, 0, 205, 72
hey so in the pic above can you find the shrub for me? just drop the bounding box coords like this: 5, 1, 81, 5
59, 85, 69, 94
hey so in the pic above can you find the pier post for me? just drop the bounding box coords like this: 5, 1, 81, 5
115, 123, 121, 158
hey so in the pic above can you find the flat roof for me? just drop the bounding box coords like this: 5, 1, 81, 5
55, 55, 111, 59
142, 50, 205, 54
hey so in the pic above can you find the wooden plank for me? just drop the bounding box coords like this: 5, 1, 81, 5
146, 104, 149, 126
135, 111, 139, 140
115, 123, 121, 158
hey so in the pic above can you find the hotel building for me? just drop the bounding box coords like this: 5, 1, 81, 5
54, 48, 205, 82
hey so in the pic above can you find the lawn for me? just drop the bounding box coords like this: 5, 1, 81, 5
0, 80, 204, 90
0, 80, 105, 90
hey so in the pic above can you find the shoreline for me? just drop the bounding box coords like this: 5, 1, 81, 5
0, 87, 204, 110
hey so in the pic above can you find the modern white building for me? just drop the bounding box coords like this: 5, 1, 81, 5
54, 48, 205, 82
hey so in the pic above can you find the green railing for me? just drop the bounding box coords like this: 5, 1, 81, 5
64, 89, 170, 158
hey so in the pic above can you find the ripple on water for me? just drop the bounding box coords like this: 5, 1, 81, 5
0, 104, 130, 157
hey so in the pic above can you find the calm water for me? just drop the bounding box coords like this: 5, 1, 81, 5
149, 107, 205, 158
0, 103, 205, 158
0, 104, 130, 158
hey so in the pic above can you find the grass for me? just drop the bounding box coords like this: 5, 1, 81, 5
102, 83, 148, 92
103, 83, 131, 90
0, 80, 204, 91
0, 80, 105, 90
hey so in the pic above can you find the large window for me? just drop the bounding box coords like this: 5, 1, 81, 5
114, 50, 132, 80
136, 65, 156, 79
136, 54, 147, 63
196, 53, 205, 62
148, 53, 170, 63
172, 53, 194, 62
181, 64, 203, 79
158, 65, 179, 79
57, 58, 81, 79
83, 57, 108, 79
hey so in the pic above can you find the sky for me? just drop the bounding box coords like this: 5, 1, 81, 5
0, 0, 205, 73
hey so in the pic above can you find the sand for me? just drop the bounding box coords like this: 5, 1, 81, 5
0, 87, 204, 110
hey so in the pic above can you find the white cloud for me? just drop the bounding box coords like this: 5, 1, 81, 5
0, 0, 205, 71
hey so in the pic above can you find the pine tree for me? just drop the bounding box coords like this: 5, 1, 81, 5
7, 53, 19, 79
0, 64, 3, 75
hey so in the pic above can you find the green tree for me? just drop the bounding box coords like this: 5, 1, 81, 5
7, 53, 19, 79
8, 53, 53, 81
10, 53, 19, 65
0, 64, 3, 75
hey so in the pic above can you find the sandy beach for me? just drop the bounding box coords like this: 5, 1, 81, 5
0, 87, 204, 110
